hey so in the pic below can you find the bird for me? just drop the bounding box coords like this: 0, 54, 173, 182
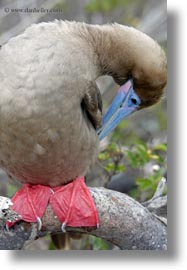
0, 20, 167, 230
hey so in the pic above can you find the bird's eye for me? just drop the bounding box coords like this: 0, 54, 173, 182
127, 89, 141, 108
131, 98, 138, 105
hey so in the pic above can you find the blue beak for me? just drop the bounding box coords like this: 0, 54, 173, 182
97, 79, 141, 140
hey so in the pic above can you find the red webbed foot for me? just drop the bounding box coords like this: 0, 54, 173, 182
50, 177, 99, 231
7, 177, 99, 230
7, 184, 52, 228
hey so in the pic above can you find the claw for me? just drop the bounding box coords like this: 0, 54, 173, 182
5, 223, 10, 232
36, 216, 42, 230
50, 188, 55, 194
61, 222, 66, 232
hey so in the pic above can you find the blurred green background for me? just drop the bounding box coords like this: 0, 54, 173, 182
0, 0, 167, 250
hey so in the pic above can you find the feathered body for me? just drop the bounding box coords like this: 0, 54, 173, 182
0, 21, 166, 186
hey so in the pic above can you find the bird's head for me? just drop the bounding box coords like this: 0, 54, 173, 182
97, 24, 167, 140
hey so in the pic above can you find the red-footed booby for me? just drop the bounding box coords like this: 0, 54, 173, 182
0, 21, 167, 230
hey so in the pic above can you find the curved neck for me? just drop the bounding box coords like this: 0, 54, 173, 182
87, 24, 135, 82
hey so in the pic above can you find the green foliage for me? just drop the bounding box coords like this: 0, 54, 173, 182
153, 143, 167, 152
85, 0, 119, 13
130, 169, 166, 201
98, 138, 167, 201
85, 0, 134, 13
126, 141, 167, 200
126, 142, 167, 168
87, 235, 110, 250
7, 183, 20, 197
126, 143, 149, 168
48, 239, 56, 250
48, 235, 109, 250
53, 0, 66, 9
98, 142, 125, 175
